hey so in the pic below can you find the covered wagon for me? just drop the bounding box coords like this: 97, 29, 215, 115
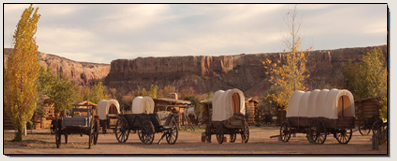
204, 88, 249, 144
114, 96, 178, 144
97, 99, 120, 134
280, 89, 355, 144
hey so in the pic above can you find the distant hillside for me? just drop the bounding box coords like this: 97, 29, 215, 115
3, 45, 387, 98
3, 48, 110, 87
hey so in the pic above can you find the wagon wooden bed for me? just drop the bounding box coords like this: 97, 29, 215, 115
279, 89, 355, 144
97, 99, 120, 134
54, 104, 100, 149
204, 89, 249, 144
114, 96, 178, 145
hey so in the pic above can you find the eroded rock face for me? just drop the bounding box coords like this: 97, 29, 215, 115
104, 45, 387, 97
3, 48, 110, 87
4, 45, 387, 97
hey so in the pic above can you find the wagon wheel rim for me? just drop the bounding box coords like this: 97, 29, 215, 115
358, 120, 371, 135
241, 122, 249, 143
313, 120, 327, 144
88, 121, 94, 149
308, 121, 317, 143
230, 133, 236, 143
94, 120, 99, 145
55, 119, 62, 148
166, 120, 178, 144
115, 117, 130, 143
215, 124, 224, 144
335, 128, 352, 144
141, 121, 155, 144
280, 121, 291, 142
205, 124, 212, 143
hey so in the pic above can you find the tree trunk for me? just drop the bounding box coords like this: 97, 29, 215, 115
15, 129, 23, 142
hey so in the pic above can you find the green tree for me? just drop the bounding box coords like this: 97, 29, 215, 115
148, 84, 159, 99
47, 74, 80, 112
83, 82, 108, 104
4, 4, 41, 141
342, 47, 387, 119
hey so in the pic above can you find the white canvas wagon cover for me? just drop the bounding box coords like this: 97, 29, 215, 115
287, 89, 355, 119
97, 99, 120, 120
212, 88, 246, 121
132, 96, 155, 114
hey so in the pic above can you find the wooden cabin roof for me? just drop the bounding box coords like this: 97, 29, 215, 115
154, 98, 192, 105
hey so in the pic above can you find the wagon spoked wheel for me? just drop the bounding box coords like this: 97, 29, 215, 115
55, 119, 62, 148
94, 120, 100, 145
230, 133, 236, 143
215, 124, 224, 144
115, 117, 130, 143
335, 128, 352, 144
141, 121, 155, 144
280, 121, 291, 142
88, 120, 97, 149
358, 120, 371, 135
64, 133, 68, 144
241, 122, 249, 143
102, 121, 107, 134
311, 120, 327, 144
166, 120, 178, 145
205, 124, 212, 143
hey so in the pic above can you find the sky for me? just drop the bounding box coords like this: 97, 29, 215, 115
3, 3, 387, 64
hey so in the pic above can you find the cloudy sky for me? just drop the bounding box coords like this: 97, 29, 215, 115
3, 3, 387, 64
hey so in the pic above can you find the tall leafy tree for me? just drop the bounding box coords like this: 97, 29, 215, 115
263, 38, 311, 110
148, 84, 159, 99
83, 82, 108, 104
342, 47, 387, 119
4, 4, 41, 141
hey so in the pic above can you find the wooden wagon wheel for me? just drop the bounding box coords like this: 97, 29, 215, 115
205, 124, 212, 143
310, 120, 327, 144
280, 121, 291, 142
215, 124, 224, 144
88, 120, 95, 149
166, 120, 179, 145
358, 120, 371, 136
101, 121, 107, 134
230, 133, 236, 143
94, 120, 100, 145
140, 120, 155, 144
64, 133, 68, 144
115, 117, 130, 143
55, 119, 62, 148
335, 128, 352, 144
241, 122, 249, 143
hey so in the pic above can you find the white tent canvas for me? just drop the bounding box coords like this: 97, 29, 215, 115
287, 89, 355, 119
97, 99, 120, 120
212, 88, 245, 121
132, 96, 155, 114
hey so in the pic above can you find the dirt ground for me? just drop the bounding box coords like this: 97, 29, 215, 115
3, 126, 388, 155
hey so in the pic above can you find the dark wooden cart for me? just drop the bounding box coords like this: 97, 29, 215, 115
114, 111, 178, 145
203, 89, 249, 144
54, 104, 99, 149
279, 89, 356, 144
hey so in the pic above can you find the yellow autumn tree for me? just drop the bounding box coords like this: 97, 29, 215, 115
263, 37, 311, 110
4, 4, 41, 141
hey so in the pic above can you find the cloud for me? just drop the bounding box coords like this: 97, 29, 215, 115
3, 4, 387, 64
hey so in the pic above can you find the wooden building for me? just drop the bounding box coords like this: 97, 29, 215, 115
153, 98, 193, 128
245, 98, 259, 125
355, 97, 383, 124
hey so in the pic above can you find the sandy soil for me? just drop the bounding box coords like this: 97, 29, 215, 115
3, 126, 388, 155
